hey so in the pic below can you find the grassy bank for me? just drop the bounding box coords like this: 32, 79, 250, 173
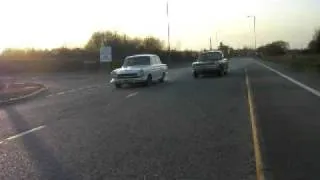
263, 54, 320, 73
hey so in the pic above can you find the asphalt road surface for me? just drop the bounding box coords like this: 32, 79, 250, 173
1, 58, 320, 180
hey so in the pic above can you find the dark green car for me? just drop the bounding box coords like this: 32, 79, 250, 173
192, 50, 229, 78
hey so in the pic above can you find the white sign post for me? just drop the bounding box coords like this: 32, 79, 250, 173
100, 46, 112, 63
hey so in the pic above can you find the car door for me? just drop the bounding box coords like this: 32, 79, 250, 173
157, 56, 165, 77
155, 56, 163, 78
150, 56, 160, 79
220, 53, 228, 70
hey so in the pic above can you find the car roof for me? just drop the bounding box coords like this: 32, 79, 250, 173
125, 54, 157, 58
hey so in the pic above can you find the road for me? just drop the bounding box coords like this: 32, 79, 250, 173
0, 58, 320, 180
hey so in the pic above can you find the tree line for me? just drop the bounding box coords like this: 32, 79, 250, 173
0, 31, 198, 73
1, 31, 197, 64
1, 28, 320, 64
257, 29, 320, 56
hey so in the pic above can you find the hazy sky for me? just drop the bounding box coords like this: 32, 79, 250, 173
0, 0, 319, 51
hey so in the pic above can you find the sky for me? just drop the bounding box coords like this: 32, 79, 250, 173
0, 0, 319, 51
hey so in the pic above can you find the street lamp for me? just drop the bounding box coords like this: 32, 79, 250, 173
166, 0, 171, 64
216, 31, 218, 46
247, 15, 256, 50
215, 30, 220, 49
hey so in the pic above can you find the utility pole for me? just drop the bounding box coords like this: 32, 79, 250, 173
254, 16, 256, 50
209, 37, 212, 50
216, 32, 218, 48
247, 15, 257, 50
166, 0, 171, 64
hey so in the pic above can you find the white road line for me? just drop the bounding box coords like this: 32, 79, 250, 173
126, 92, 139, 98
57, 92, 65, 95
0, 125, 46, 144
66, 89, 76, 93
87, 86, 96, 89
46, 94, 53, 98
255, 61, 320, 98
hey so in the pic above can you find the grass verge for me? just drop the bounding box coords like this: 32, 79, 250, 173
263, 54, 320, 73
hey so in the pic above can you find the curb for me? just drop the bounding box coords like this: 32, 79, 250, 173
0, 85, 48, 106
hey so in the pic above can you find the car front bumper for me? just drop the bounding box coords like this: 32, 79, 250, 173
193, 65, 220, 73
110, 76, 147, 84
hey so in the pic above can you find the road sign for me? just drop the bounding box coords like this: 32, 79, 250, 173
100, 46, 112, 63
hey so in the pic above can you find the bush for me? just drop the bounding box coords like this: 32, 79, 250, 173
308, 29, 320, 53
265, 54, 320, 73
258, 41, 289, 56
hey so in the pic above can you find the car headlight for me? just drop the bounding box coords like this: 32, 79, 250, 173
192, 63, 197, 68
111, 71, 117, 78
137, 69, 144, 77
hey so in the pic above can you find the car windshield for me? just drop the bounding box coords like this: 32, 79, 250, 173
123, 56, 150, 67
198, 52, 223, 61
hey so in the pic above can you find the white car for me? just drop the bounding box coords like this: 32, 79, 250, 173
110, 54, 168, 88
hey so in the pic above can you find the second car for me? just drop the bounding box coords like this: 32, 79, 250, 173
192, 50, 229, 78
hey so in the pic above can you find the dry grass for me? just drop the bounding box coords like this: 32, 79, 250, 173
264, 54, 320, 73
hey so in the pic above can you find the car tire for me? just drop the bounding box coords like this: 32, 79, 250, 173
145, 75, 152, 86
115, 83, 122, 88
159, 72, 166, 83
218, 68, 224, 77
224, 68, 229, 75
193, 71, 199, 78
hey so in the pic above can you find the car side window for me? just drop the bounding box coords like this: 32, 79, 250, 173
150, 56, 156, 65
152, 56, 159, 65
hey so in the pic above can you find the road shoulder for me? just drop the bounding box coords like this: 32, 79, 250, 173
257, 58, 320, 93
248, 62, 320, 180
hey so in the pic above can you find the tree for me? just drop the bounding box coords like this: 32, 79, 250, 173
142, 36, 164, 51
308, 29, 320, 52
218, 42, 234, 57
258, 41, 289, 55
84, 31, 164, 52
84, 32, 105, 50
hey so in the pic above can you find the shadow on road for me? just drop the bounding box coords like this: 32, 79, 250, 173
198, 74, 221, 79
5, 107, 77, 180
114, 82, 170, 90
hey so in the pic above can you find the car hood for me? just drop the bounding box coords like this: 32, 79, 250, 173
114, 66, 148, 74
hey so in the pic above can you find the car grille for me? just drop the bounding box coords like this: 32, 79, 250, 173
196, 64, 217, 68
117, 73, 138, 78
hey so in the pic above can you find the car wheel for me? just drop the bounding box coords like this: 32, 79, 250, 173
145, 75, 152, 86
193, 71, 199, 78
218, 68, 224, 77
159, 72, 166, 83
115, 83, 122, 88
224, 68, 229, 75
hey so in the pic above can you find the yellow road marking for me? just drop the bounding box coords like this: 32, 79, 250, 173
245, 68, 265, 180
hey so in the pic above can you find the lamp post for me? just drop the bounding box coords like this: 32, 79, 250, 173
247, 15, 256, 50
216, 31, 218, 47
166, 0, 171, 64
